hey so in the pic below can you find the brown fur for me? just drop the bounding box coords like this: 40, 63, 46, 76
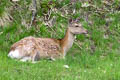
9, 20, 88, 62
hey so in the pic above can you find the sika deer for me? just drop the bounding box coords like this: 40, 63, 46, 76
8, 19, 88, 62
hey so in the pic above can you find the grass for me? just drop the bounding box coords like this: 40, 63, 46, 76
0, 0, 120, 80
0, 48, 120, 80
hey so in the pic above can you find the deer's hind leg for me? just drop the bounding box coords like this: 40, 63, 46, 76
30, 51, 41, 63
20, 53, 39, 63
20, 57, 31, 62
20, 49, 39, 62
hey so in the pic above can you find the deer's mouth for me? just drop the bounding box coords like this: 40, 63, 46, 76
83, 32, 89, 36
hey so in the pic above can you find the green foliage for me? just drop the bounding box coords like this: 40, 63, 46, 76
0, 0, 9, 16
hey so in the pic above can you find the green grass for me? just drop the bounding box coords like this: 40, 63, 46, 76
0, 0, 120, 80
0, 48, 120, 80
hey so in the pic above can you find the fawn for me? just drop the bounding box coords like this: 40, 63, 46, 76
8, 19, 88, 62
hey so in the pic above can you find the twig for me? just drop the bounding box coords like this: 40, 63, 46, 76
74, 42, 82, 49
30, 0, 37, 27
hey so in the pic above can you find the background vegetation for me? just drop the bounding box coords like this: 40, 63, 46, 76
0, 0, 120, 80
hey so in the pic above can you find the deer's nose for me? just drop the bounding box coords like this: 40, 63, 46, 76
84, 30, 88, 34
84, 30, 88, 36
86, 30, 88, 34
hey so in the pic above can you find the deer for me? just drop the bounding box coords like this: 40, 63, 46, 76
8, 19, 88, 62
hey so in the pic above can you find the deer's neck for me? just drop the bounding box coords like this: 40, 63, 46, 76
60, 28, 75, 56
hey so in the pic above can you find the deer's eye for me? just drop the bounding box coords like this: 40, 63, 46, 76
75, 25, 79, 27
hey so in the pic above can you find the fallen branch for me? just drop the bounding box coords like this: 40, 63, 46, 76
30, 0, 37, 27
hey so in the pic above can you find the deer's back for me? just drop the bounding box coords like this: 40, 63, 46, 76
10, 36, 62, 57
